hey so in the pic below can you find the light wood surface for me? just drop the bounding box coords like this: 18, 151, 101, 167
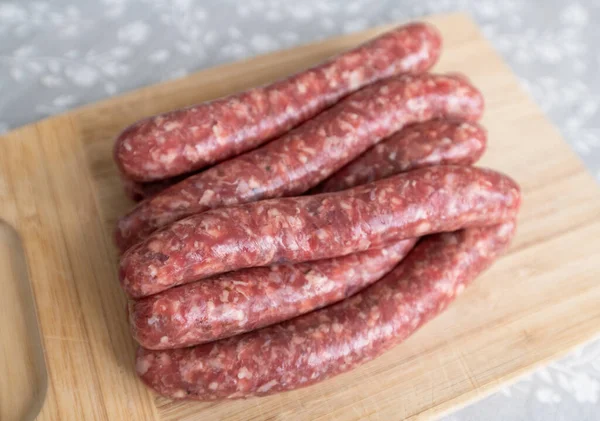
1, 12, 599, 421
0, 222, 47, 421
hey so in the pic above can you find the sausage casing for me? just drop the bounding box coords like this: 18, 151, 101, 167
116, 73, 484, 251
114, 23, 442, 182
136, 221, 516, 399
119, 165, 520, 298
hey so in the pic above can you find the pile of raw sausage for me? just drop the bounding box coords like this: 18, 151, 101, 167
113, 22, 521, 401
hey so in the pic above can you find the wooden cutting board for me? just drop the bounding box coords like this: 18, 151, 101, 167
1, 12, 600, 421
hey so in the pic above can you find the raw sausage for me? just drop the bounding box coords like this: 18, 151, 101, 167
119, 165, 520, 298
125, 120, 487, 201
121, 165, 519, 298
116, 73, 484, 251
116, 74, 484, 251
316, 120, 487, 193
136, 222, 515, 399
136, 221, 516, 400
127, 120, 486, 348
129, 238, 416, 350
114, 22, 442, 182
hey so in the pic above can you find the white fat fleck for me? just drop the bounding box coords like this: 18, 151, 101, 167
406, 97, 426, 113
159, 336, 169, 344
413, 207, 427, 221
220, 290, 229, 302
172, 389, 187, 399
208, 382, 219, 390
268, 208, 282, 218
135, 357, 151, 375
183, 144, 198, 160
332, 323, 343, 333
199, 189, 215, 206
143, 161, 160, 171
307, 353, 320, 366
147, 315, 160, 327
498, 222, 514, 238
305, 270, 330, 290
388, 151, 397, 160
348, 69, 363, 89
427, 148, 442, 162
324, 136, 342, 153
212, 124, 224, 138
148, 265, 158, 277
415, 301, 425, 314
194, 143, 204, 154
248, 177, 260, 189
158, 150, 179, 165
415, 221, 432, 234
445, 173, 457, 184
297, 83, 307, 94
315, 229, 329, 240
435, 281, 453, 295
446, 95, 464, 113
286, 215, 303, 229
401, 47, 429, 70
232, 309, 245, 321
340, 201, 352, 211
446, 198, 460, 217
257, 380, 278, 393
237, 366, 253, 379
188, 305, 203, 320
164, 121, 182, 132
123, 141, 132, 151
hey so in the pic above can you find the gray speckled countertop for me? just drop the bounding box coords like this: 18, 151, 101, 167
1, 0, 599, 419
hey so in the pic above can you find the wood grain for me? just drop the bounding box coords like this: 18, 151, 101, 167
0, 12, 599, 421
0, 222, 47, 421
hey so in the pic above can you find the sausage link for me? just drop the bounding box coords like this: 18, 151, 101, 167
125, 120, 487, 201
114, 22, 442, 182
316, 120, 487, 193
127, 120, 484, 347
116, 73, 484, 251
130, 238, 416, 349
129, 118, 482, 348
136, 221, 516, 400
119, 165, 520, 298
